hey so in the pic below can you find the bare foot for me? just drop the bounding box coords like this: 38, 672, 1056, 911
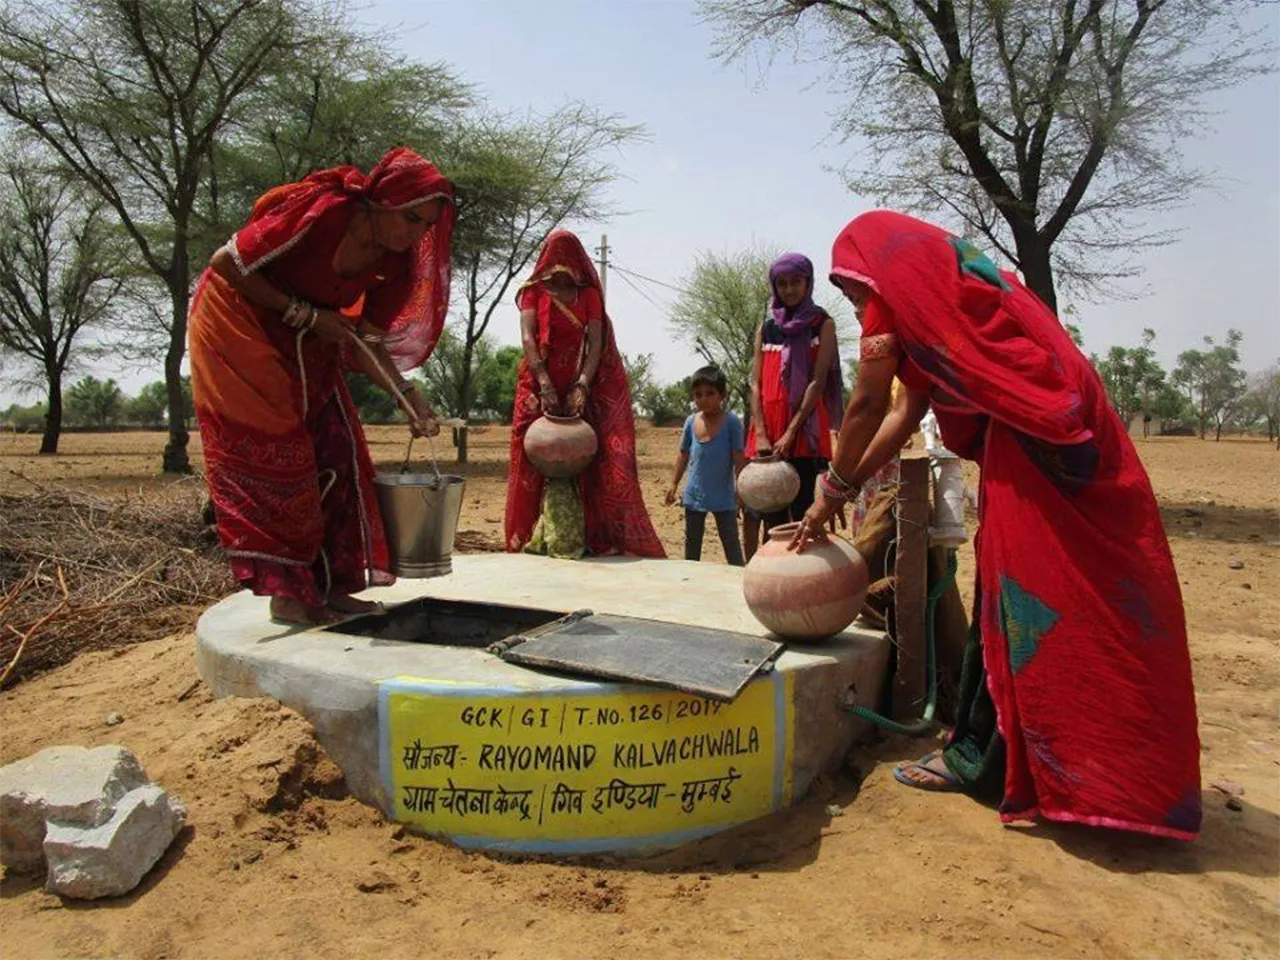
270, 596, 340, 626
327, 595, 384, 616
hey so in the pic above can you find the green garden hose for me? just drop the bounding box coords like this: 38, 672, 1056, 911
848, 548, 958, 735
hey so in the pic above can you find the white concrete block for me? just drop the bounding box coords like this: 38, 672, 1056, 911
0, 745, 149, 870
43, 785, 187, 900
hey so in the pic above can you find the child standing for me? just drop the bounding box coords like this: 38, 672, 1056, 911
665, 366, 746, 566
746, 252, 843, 531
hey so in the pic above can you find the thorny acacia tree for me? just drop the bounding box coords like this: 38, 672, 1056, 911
668, 247, 777, 430
443, 105, 643, 463
0, 0, 334, 472
110, 32, 472, 370
1093, 327, 1166, 429
1243, 363, 1280, 447
703, 0, 1271, 311
0, 157, 125, 454
1172, 329, 1247, 441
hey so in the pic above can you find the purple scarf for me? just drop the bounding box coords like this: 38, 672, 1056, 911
769, 252, 845, 453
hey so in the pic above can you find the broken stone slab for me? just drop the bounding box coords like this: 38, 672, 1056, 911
0, 745, 149, 870
43, 784, 187, 900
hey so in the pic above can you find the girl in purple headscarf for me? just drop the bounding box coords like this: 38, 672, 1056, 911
745, 252, 844, 530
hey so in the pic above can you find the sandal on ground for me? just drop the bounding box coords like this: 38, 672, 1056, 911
893, 749, 962, 793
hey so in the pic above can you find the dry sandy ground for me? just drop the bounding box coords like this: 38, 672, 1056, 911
0, 429, 1277, 959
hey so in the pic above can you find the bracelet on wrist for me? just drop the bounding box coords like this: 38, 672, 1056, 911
825, 464, 854, 492
281, 298, 319, 332
818, 472, 857, 503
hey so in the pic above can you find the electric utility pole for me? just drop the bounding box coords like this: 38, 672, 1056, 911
595, 234, 610, 301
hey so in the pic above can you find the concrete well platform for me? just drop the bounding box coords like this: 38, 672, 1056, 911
195, 554, 890, 856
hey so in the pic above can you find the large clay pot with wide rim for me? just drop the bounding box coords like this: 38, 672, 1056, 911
524, 414, 599, 478
736, 458, 801, 514
742, 522, 869, 641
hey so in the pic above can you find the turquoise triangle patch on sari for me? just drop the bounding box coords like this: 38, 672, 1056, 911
950, 236, 1010, 290
999, 575, 1059, 673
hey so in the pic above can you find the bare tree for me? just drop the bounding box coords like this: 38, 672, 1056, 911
702, 0, 1272, 311
1242, 362, 1280, 447
0, 0, 332, 472
0, 155, 124, 453
442, 104, 644, 462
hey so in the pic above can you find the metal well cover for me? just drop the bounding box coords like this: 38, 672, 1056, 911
495, 612, 782, 702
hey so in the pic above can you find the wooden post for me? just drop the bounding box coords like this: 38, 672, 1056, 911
892, 454, 930, 722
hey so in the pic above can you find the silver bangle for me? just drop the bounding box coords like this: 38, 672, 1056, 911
826, 464, 854, 491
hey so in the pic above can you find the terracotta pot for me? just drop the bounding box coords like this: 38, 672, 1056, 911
742, 522, 869, 641
524, 414, 599, 478
736, 458, 801, 513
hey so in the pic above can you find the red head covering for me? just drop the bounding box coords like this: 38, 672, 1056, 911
830, 210, 1090, 446
516, 229, 607, 353
230, 146, 455, 371
518, 229, 602, 294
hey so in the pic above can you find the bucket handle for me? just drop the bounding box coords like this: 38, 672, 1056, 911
401, 433, 443, 485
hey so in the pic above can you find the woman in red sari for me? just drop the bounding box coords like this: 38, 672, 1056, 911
793, 211, 1201, 840
504, 230, 664, 558
189, 147, 454, 625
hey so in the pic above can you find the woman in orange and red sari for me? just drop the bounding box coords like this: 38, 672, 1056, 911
793, 211, 1201, 840
504, 230, 664, 558
189, 147, 454, 626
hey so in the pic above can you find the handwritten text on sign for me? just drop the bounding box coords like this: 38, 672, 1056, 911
381, 676, 789, 844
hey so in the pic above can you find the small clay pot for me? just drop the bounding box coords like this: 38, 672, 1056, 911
736, 458, 801, 514
742, 522, 869, 641
524, 414, 599, 478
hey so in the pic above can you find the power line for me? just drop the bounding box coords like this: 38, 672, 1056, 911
609, 261, 698, 300
613, 267, 671, 314
612, 259, 768, 319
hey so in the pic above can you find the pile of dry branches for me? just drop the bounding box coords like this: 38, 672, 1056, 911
0, 476, 236, 688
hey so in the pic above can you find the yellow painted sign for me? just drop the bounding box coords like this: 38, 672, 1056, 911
379, 674, 792, 853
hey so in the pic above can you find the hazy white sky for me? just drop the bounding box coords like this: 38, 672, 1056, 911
373, 0, 1278, 382
14, 0, 1278, 401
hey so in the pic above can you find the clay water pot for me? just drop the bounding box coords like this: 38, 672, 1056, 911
524, 414, 599, 478
742, 522, 869, 641
736, 458, 801, 514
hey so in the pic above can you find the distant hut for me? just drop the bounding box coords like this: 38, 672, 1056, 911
1128, 413, 1163, 438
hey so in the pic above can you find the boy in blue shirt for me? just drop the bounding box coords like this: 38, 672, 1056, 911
665, 366, 747, 566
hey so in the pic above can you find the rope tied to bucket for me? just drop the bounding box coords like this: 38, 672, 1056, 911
341, 328, 444, 483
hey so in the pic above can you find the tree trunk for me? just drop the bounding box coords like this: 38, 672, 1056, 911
455, 337, 476, 465
162, 275, 192, 474
1013, 232, 1058, 314
40, 369, 62, 455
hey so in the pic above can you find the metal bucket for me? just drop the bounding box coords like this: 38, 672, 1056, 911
374, 474, 466, 578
